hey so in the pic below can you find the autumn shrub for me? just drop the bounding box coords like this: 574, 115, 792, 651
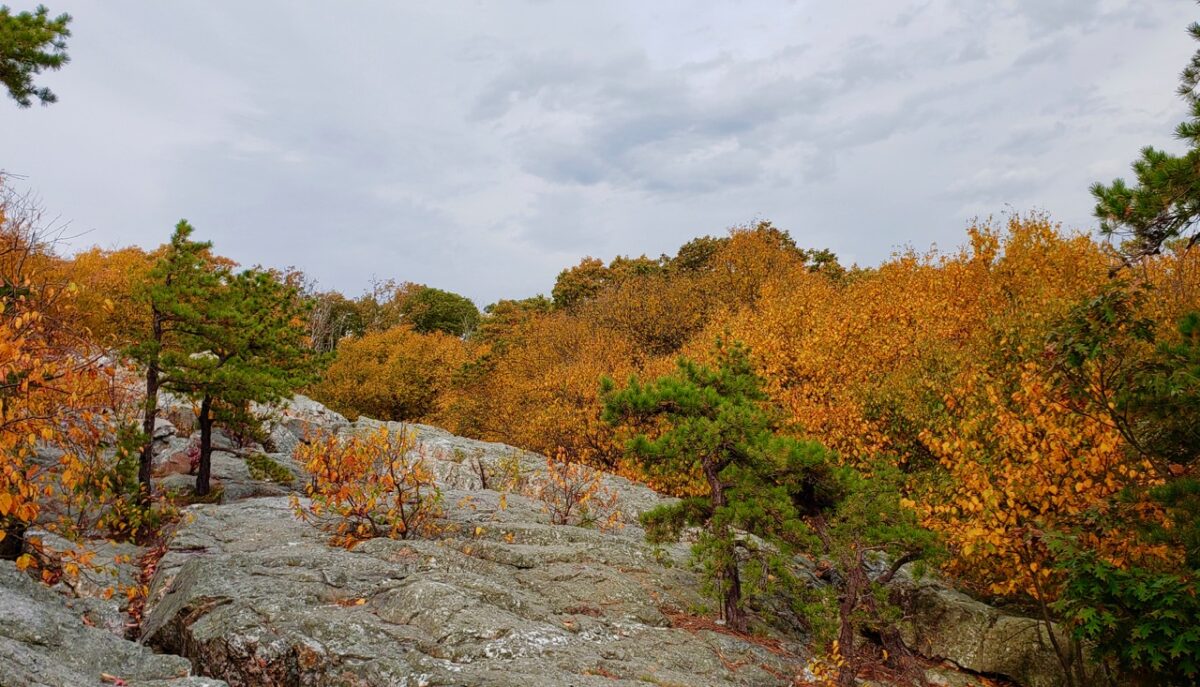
312, 324, 469, 422
576, 271, 713, 356
291, 426, 442, 546
51, 245, 156, 348
0, 182, 159, 565
529, 448, 622, 531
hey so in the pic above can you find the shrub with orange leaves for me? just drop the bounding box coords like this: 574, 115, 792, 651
50, 245, 157, 348
438, 310, 657, 473
291, 426, 442, 547
916, 361, 1150, 599
528, 448, 622, 531
0, 182, 141, 566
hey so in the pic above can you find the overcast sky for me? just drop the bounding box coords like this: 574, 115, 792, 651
1, 1, 1195, 305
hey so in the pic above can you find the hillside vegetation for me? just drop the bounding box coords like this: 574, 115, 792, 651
3, 5, 1200, 686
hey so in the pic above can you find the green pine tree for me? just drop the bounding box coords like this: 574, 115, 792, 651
0, 4, 70, 107
1092, 17, 1200, 266
173, 267, 313, 496
601, 339, 841, 633
126, 220, 228, 497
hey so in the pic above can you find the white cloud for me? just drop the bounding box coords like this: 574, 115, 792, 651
0, 0, 1195, 305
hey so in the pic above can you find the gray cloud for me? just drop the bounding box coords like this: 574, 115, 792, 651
0, 0, 1196, 305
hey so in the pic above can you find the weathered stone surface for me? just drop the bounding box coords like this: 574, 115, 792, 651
141, 486, 807, 687
271, 394, 350, 441
207, 450, 293, 502
899, 582, 1075, 687
0, 560, 226, 687
27, 529, 143, 638
154, 419, 178, 440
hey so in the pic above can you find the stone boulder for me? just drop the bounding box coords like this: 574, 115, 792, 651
0, 560, 226, 687
141, 488, 807, 686
269, 395, 350, 442
899, 581, 1078, 687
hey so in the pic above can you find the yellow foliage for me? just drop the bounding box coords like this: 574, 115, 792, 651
312, 324, 468, 421
438, 310, 661, 472
0, 187, 133, 563
335, 214, 1200, 603
50, 245, 157, 347
291, 426, 442, 547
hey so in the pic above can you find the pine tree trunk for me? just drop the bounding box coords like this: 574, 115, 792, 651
138, 314, 164, 501
837, 542, 867, 687
704, 459, 746, 633
722, 554, 747, 632
138, 361, 159, 500
195, 395, 214, 496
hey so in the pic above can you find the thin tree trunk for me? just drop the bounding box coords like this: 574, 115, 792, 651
138, 366, 159, 499
722, 551, 747, 632
704, 458, 746, 633
1024, 547, 1077, 687
837, 542, 867, 687
138, 314, 164, 500
195, 395, 213, 496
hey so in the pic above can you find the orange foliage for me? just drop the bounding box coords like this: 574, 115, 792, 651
52, 246, 156, 347
0, 187, 132, 567
291, 426, 442, 547
916, 361, 1154, 597
439, 310, 660, 472
327, 214, 1199, 603
725, 216, 1114, 465
312, 324, 469, 422
528, 448, 623, 531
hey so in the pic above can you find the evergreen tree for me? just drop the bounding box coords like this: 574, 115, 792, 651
126, 221, 227, 497
0, 4, 70, 107
1092, 17, 1200, 265
398, 285, 480, 337
601, 339, 841, 632
174, 268, 313, 496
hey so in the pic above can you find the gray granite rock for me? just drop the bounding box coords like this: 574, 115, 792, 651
0, 560, 226, 687
141, 488, 805, 687
899, 581, 1080, 687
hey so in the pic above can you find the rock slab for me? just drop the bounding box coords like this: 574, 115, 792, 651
140, 421, 810, 687
0, 560, 226, 687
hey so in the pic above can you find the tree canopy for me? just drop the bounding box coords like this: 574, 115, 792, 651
398, 285, 480, 337
0, 4, 70, 107
1092, 19, 1200, 265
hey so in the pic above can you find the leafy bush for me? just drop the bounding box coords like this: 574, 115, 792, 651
1055, 546, 1200, 686
398, 285, 480, 337
312, 325, 468, 422
529, 448, 622, 531
291, 426, 442, 546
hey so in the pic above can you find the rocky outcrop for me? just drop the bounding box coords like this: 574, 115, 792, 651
0, 394, 1076, 686
0, 560, 226, 687
140, 418, 808, 687
899, 582, 1077, 687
